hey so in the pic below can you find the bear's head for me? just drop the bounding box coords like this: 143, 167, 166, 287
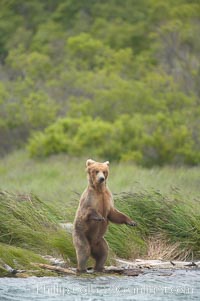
86, 159, 109, 188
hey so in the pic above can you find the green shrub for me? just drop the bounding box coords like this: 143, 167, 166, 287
27, 115, 200, 167
1, 0, 200, 163
27, 117, 82, 157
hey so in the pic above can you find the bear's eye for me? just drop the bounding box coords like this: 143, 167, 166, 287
95, 170, 99, 174
103, 171, 106, 176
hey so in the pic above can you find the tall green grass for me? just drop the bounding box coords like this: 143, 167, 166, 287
0, 243, 50, 276
0, 191, 76, 261
1, 151, 200, 203
0, 150, 200, 276
108, 192, 200, 259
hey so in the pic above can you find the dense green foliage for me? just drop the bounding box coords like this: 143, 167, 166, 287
0, 0, 200, 165
28, 115, 200, 166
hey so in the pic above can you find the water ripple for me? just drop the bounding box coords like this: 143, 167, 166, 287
0, 270, 199, 301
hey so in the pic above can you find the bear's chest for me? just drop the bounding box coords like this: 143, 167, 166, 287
93, 193, 110, 218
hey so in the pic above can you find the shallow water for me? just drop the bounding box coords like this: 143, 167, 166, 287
0, 269, 199, 301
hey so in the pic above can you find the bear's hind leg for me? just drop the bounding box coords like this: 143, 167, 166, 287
73, 233, 91, 272
91, 238, 108, 272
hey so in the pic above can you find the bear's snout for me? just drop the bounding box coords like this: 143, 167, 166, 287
96, 171, 106, 183
99, 176, 105, 183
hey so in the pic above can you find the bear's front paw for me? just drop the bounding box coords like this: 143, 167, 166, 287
96, 216, 105, 222
92, 216, 105, 222
88, 209, 105, 222
127, 221, 137, 227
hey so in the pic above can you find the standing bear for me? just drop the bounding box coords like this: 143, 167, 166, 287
73, 159, 137, 272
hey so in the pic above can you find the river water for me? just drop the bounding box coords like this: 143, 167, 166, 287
0, 269, 199, 301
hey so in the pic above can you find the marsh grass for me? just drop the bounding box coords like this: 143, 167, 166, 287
0, 243, 47, 275
112, 192, 200, 260
0, 150, 200, 275
1, 151, 200, 206
0, 191, 76, 267
146, 236, 190, 260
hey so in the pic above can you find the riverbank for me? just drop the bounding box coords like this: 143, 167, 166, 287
0, 189, 200, 277
0, 152, 200, 277
1, 253, 200, 278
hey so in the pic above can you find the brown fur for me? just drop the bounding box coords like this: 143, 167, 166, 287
73, 159, 137, 272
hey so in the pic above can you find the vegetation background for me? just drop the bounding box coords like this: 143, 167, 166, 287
0, 0, 200, 166
0, 0, 200, 275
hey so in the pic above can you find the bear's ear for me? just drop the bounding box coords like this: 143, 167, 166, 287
86, 159, 95, 167
104, 161, 109, 166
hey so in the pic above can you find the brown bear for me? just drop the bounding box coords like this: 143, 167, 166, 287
73, 159, 137, 272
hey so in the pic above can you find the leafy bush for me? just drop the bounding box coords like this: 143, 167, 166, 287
27, 115, 200, 167
0, 0, 200, 165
